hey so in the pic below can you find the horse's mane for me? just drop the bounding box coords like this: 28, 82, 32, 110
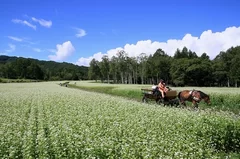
197, 90, 209, 98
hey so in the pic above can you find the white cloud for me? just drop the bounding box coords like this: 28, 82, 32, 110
76, 52, 105, 66
7, 36, 23, 42
12, 19, 36, 30
7, 36, 37, 45
74, 28, 87, 38
5, 44, 16, 52
75, 26, 240, 66
48, 41, 75, 61
32, 17, 52, 28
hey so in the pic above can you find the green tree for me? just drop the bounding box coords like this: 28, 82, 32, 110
137, 53, 148, 84
200, 53, 210, 60
212, 54, 228, 86
185, 58, 213, 86
116, 50, 128, 84
99, 55, 110, 83
125, 56, 138, 84
88, 58, 101, 81
109, 56, 118, 83
170, 58, 189, 86
229, 46, 240, 87
151, 48, 171, 83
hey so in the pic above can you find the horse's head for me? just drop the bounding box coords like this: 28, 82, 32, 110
198, 91, 211, 105
203, 95, 211, 105
193, 90, 211, 105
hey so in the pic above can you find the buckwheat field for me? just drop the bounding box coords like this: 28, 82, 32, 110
0, 82, 239, 158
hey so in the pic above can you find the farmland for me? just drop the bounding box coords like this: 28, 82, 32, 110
69, 81, 240, 114
0, 81, 240, 158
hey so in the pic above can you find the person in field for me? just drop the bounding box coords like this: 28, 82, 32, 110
158, 79, 168, 98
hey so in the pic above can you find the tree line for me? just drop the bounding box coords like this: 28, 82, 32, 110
1, 45, 239, 87
88, 46, 240, 87
0, 56, 88, 81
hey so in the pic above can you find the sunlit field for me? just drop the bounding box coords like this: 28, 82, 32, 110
69, 81, 240, 113
72, 80, 240, 94
0, 82, 239, 158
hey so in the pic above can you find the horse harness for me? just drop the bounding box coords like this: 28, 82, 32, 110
189, 90, 200, 102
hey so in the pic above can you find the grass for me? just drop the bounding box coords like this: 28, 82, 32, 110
68, 81, 240, 114
68, 84, 142, 100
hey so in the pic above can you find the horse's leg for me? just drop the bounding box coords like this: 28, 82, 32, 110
174, 99, 180, 107
179, 99, 186, 108
180, 97, 186, 105
192, 100, 199, 111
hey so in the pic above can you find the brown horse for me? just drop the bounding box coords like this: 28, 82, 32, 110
178, 89, 211, 109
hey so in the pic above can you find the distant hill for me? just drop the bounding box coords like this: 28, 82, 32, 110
0, 55, 18, 63
0, 55, 89, 81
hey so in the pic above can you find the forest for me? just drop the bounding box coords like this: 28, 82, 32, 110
0, 56, 88, 81
0, 45, 240, 87
88, 46, 240, 87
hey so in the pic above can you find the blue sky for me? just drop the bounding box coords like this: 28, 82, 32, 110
0, 0, 240, 66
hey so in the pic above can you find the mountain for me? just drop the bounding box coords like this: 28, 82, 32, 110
0, 55, 89, 80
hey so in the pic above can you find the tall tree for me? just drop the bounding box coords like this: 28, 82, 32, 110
173, 48, 182, 59
116, 50, 128, 84
170, 58, 189, 86
99, 55, 110, 83
151, 48, 171, 83
200, 53, 210, 60
88, 58, 101, 81
186, 58, 213, 86
229, 46, 240, 87
137, 53, 148, 84
212, 53, 228, 87
109, 56, 118, 83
